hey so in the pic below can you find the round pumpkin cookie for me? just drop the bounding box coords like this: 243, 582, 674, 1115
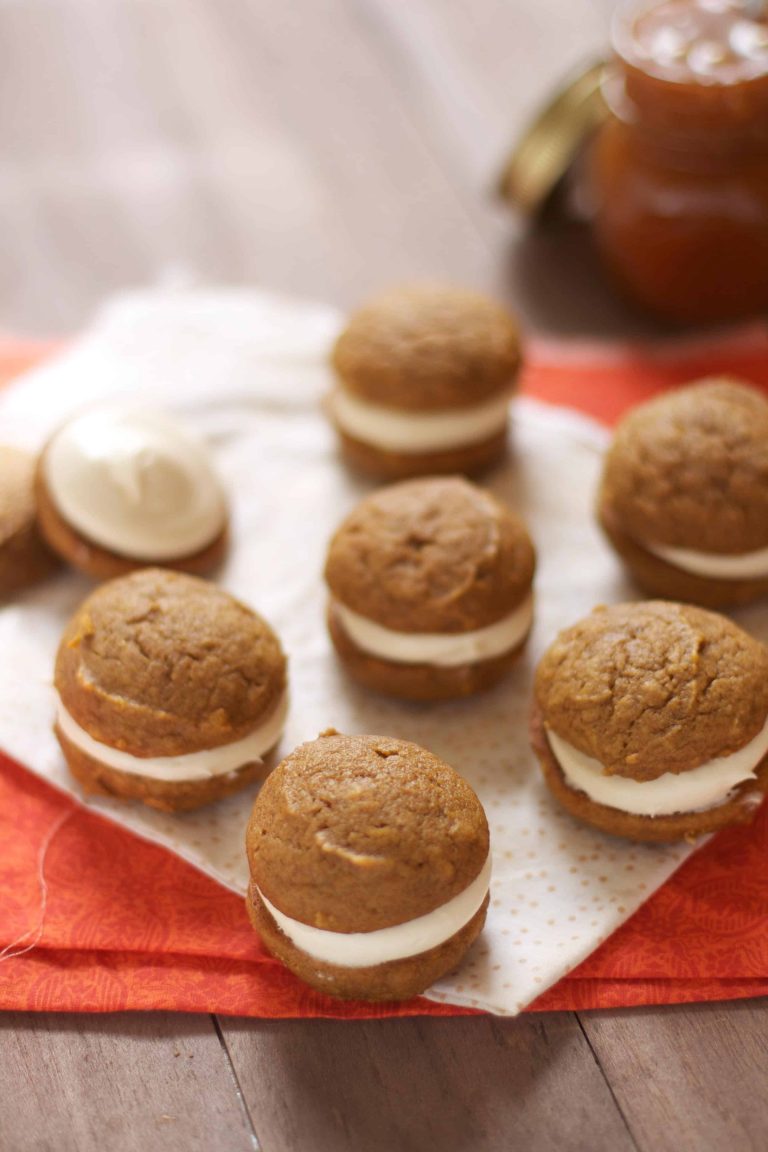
328, 283, 521, 478
245, 731, 490, 1001
324, 476, 535, 701
0, 446, 59, 599
54, 568, 288, 812
36, 404, 229, 580
597, 378, 768, 607
531, 601, 768, 843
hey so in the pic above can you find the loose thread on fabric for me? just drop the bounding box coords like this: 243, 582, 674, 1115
0, 807, 74, 963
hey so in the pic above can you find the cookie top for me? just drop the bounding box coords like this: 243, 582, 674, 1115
246, 731, 489, 933
325, 477, 535, 632
332, 284, 521, 412
599, 379, 768, 554
55, 568, 286, 758
535, 601, 768, 782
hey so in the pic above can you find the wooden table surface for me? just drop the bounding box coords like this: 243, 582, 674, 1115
1, 2, 766, 1149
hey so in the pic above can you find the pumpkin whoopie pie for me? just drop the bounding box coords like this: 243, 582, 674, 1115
328, 284, 521, 478
36, 404, 229, 580
598, 379, 768, 607
531, 601, 768, 843
54, 569, 288, 812
324, 476, 535, 701
245, 731, 490, 1001
0, 446, 58, 599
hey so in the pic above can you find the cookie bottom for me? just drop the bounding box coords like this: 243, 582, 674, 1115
328, 605, 528, 701
35, 469, 228, 581
599, 503, 768, 609
246, 883, 489, 1001
55, 724, 272, 812
530, 701, 768, 843
335, 426, 508, 480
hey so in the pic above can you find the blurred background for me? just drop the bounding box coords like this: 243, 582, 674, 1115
0, 0, 625, 336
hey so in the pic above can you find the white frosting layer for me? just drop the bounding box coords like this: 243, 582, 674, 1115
546, 715, 768, 817
334, 594, 533, 668
258, 852, 491, 968
44, 406, 227, 561
330, 388, 511, 453
646, 540, 768, 581
55, 692, 288, 783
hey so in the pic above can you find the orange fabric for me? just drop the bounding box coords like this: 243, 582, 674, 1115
2, 328, 768, 1017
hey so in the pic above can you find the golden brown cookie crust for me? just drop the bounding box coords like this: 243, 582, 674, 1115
245, 732, 489, 932
534, 601, 768, 782
55, 568, 287, 758
56, 723, 273, 813
328, 601, 527, 701
332, 284, 521, 412
325, 476, 535, 632
35, 461, 228, 580
599, 503, 768, 607
246, 883, 488, 1001
530, 700, 768, 843
335, 424, 509, 480
598, 379, 768, 554
0, 447, 59, 598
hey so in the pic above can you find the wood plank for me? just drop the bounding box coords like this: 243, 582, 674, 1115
0, 0, 496, 335
0, 0, 645, 338
0, 1012, 256, 1152
220, 1014, 638, 1152
580, 1000, 768, 1152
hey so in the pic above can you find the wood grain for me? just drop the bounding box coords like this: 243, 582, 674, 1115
581, 1000, 768, 1152
220, 1014, 637, 1152
0, 0, 647, 337
0, 0, 494, 333
0, 1012, 257, 1152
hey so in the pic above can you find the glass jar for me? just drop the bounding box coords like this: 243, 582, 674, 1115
589, 0, 768, 325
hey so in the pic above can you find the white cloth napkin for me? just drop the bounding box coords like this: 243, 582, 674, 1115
2, 289, 765, 1015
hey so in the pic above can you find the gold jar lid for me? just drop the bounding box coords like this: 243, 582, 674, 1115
499, 60, 610, 216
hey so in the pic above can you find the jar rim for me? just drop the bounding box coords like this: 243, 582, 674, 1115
611, 0, 768, 89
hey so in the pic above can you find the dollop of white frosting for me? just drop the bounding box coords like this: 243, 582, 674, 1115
645, 540, 768, 581
55, 692, 288, 782
333, 594, 533, 668
330, 388, 510, 453
44, 406, 227, 561
258, 852, 491, 968
546, 715, 768, 817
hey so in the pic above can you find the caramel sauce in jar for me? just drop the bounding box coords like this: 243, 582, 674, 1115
590, 0, 768, 324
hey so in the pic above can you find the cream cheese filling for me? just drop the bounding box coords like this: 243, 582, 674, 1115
55, 691, 288, 783
257, 852, 492, 968
333, 594, 533, 668
330, 388, 511, 453
644, 541, 768, 581
44, 406, 227, 561
546, 715, 768, 818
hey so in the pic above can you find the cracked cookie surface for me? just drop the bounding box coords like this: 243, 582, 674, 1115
246, 731, 489, 932
599, 379, 768, 554
325, 476, 535, 632
332, 283, 521, 411
55, 567, 286, 757
534, 601, 768, 781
